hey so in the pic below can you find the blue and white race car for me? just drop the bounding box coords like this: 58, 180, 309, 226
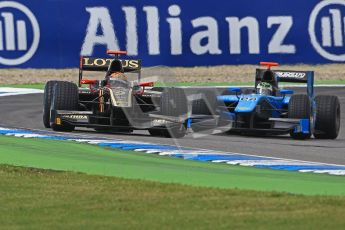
192, 62, 340, 139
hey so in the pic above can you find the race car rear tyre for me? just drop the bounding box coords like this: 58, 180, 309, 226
160, 88, 188, 138
43, 80, 59, 128
288, 94, 311, 140
50, 81, 79, 132
314, 95, 340, 139
192, 91, 217, 115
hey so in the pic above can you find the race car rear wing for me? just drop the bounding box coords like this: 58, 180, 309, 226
80, 57, 141, 72
255, 69, 315, 97
78, 57, 142, 86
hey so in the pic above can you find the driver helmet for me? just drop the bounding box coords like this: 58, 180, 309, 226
107, 59, 124, 74
106, 59, 127, 81
257, 82, 273, 95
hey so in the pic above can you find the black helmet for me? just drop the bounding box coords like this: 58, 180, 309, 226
107, 59, 124, 75
262, 70, 275, 83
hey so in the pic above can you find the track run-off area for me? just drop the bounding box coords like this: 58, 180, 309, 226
0, 86, 344, 175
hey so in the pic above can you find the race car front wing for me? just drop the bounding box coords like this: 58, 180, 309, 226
50, 109, 191, 130
199, 110, 311, 135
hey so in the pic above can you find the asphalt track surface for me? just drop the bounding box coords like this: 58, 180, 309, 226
1, 87, 344, 165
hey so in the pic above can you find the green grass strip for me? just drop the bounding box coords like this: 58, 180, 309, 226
1, 164, 345, 229
0, 83, 45, 89
0, 135, 344, 195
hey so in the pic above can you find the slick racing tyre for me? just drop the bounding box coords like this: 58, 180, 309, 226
314, 95, 340, 139
50, 81, 79, 132
43, 80, 59, 128
159, 88, 188, 138
288, 94, 312, 140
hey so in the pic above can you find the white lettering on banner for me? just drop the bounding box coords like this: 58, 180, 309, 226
82, 5, 298, 57
0, 1, 39, 65
276, 72, 306, 79
81, 7, 119, 56
1, 12, 15, 50
309, 0, 345, 61
226, 17, 260, 54
17, 20, 27, 50
321, 17, 332, 47
80, 3, 344, 62
122, 7, 138, 55
190, 17, 222, 55
167, 5, 182, 55
143, 6, 160, 55
267, 16, 296, 54
329, 9, 343, 47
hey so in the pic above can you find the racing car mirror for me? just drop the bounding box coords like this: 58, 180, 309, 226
279, 89, 294, 95
228, 87, 241, 93
228, 87, 241, 98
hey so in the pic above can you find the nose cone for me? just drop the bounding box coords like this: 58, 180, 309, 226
235, 95, 261, 113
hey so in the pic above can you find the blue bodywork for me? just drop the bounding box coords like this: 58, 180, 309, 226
215, 70, 315, 136
219, 94, 289, 114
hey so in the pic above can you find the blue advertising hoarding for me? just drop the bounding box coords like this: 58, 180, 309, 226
0, 0, 344, 68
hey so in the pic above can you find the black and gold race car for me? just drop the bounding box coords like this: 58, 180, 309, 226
43, 50, 189, 138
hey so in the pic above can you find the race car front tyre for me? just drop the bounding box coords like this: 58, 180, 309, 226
50, 81, 79, 132
160, 88, 188, 138
314, 95, 340, 139
288, 94, 311, 140
43, 80, 59, 128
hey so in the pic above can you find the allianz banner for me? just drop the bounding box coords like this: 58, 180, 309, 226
0, 0, 345, 68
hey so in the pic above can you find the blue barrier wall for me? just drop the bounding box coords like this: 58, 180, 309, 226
0, 0, 344, 68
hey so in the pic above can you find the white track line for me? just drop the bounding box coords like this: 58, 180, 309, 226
0, 88, 43, 97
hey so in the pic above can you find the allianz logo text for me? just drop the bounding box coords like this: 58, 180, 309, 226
309, 0, 345, 61
0, 12, 27, 51
320, 9, 345, 47
81, 1, 345, 62
81, 5, 297, 57
0, 1, 40, 66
